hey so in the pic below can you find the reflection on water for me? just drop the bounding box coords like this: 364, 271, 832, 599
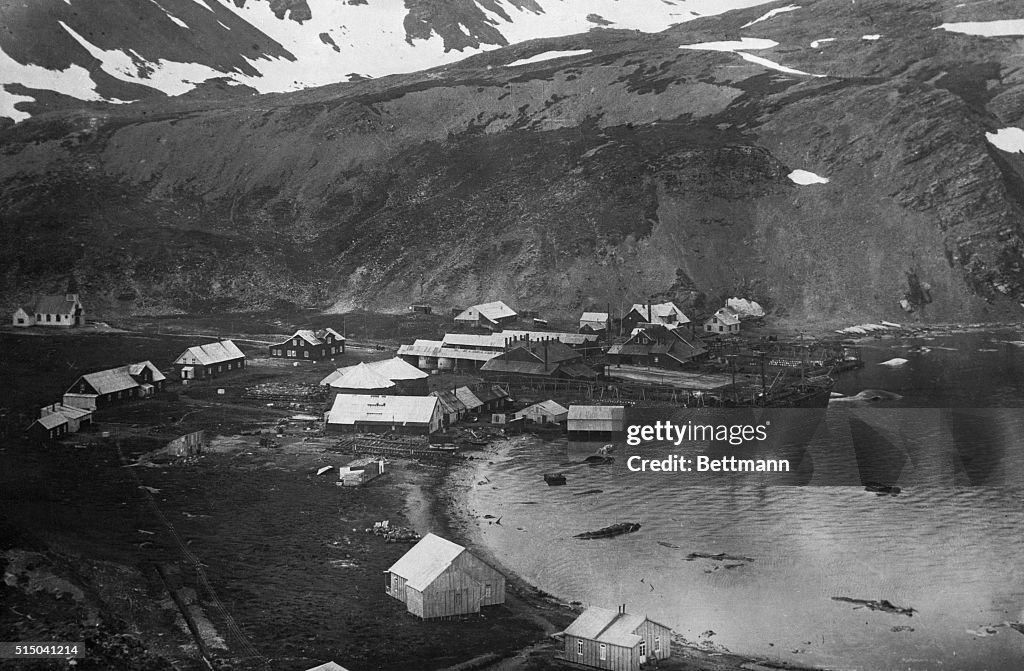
462, 403, 1024, 670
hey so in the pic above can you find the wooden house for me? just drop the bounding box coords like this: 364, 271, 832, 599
560, 605, 672, 671
515, 400, 569, 425
704, 307, 741, 335
12, 293, 85, 328
385, 533, 506, 619
397, 339, 498, 372
567, 406, 625, 439
607, 325, 707, 371
579, 312, 610, 336
429, 390, 466, 428
453, 301, 517, 329
480, 337, 597, 380
620, 302, 689, 334
268, 328, 345, 360
454, 387, 484, 415
173, 340, 246, 381
470, 384, 512, 414
63, 361, 166, 411
325, 394, 442, 435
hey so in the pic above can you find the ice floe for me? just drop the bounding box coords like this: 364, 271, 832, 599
788, 169, 829, 185
862, 34, 881, 40
878, 358, 909, 367
810, 38, 836, 47
936, 19, 1024, 36
506, 49, 592, 67
741, 4, 800, 28
986, 127, 1024, 153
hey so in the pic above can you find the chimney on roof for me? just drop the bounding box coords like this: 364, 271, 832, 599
648, 303, 652, 324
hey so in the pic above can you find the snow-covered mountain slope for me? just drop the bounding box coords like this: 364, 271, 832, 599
0, 0, 778, 122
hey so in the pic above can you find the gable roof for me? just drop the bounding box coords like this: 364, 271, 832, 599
326, 363, 397, 391
326, 394, 438, 426
128, 360, 167, 383
397, 340, 499, 363
321, 357, 429, 386
504, 339, 581, 364
317, 327, 345, 341
709, 307, 741, 326
454, 301, 517, 322
430, 390, 466, 415
516, 400, 569, 418
627, 302, 690, 326
304, 663, 350, 671
72, 367, 140, 396
386, 533, 468, 591
174, 340, 245, 367
454, 386, 484, 410
563, 607, 646, 648
34, 294, 80, 315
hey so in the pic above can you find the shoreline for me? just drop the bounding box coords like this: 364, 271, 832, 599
425, 438, 826, 671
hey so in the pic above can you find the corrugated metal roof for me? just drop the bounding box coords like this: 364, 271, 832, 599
175, 340, 245, 366
710, 307, 741, 326
580, 312, 609, 322
454, 387, 484, 410
567, 405, 625, 421
386, 533, 468, 591
327, 363, 396, 390
563, 607, 645, 648
398, 341, 498, 362
480, 359, 559, 376
326, 394, 438, 426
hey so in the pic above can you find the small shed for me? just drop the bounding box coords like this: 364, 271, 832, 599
430, 390, 467, 427
567, 406, 625, 439
561, 605, 672, 671
454, 387, 484, 415
27, 412, 70, 442
39, 403, 92, 433
516, 400, 569, 425
338, 457, 386, 486
385, 533, 505, 619
579, 312, 610, 335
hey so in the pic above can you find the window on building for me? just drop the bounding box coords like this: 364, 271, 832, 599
46, 314, 51, 322
599, 644, 607, 661
293, 338, 298, 346
577, 640, 583, 656
484, 584, 492, 598
304, 351, 309, 358
719, 326, 723, 332
654, 636, 660, 653
454, 592, 462, 607
640, 640, 647, 657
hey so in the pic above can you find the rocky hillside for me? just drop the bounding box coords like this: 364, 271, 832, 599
2, 0, 1024, 325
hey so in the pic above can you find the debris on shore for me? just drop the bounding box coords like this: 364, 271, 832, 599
831, 596, 916, 616
684, 552, 756, 562
574, 522, 641, 539
366, 520, 421, 543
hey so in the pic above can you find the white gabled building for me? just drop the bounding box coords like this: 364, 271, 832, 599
453, 301, 517, 329
325, 394, 442, 435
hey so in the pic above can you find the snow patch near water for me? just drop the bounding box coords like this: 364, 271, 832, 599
788, 169, 829, 185
936, 19, 1024, 36
681, 38, 823, 77
506, 50, 592, 67
986, 127, 1024, 153
810, 38, 836, 47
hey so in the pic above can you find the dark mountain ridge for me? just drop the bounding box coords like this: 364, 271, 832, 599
3, 0, 1024, 325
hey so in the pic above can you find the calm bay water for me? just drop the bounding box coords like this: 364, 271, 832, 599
458, 330, 1024, 670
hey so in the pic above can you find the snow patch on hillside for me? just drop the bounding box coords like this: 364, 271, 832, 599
788, 169, 829, 185
937, 19, 1024, 36
810, 38, 835, 47
506, 49, 592, 67
61, 22, 226, 96
742, 4, 800, 28
680, 38, 779, 51
737, 51, 823, 76
986, 127, 1024, 153
0, 48, 106, 122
